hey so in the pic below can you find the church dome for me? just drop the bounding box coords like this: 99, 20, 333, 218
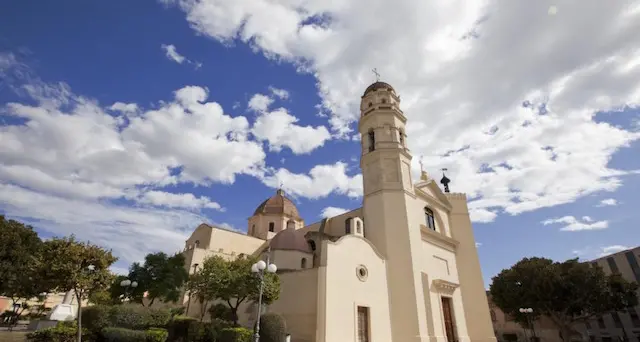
269, 228, 312, 253
253, 189, 301, 219
363, 81, 396, 96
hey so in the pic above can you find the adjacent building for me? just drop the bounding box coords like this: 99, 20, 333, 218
181, 81, 497, 342
576, 247, 640, 342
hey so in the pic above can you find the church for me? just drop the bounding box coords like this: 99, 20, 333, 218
181, 81, 497, 342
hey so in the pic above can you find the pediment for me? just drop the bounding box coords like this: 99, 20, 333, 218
415, 180, 452, 210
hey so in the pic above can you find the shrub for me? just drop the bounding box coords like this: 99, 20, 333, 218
26, 322, 87, 342
166, 315, 197, 341
208, 303, 234, 322
102, 327, 147, 342
81, 304, 112, 335
146, 327, 169, 342
258, 312, 287, 342
218, 327, 253, 342
109, 305, 171, 330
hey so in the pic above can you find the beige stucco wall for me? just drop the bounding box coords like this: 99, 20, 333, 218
271, 249, 314, 271
248, 214, 304, 240
318, 235, 392, 342
447, 194, 497, 342
268, 269, 319, 342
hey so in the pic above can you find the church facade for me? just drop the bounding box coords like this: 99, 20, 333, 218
181, 81, 496, 342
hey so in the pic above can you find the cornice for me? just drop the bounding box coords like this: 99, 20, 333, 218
420, 224, 459, 253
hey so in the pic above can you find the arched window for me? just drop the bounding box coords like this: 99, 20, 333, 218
307, 240, 316, 251
368, 130, 375, 152
381, 98, 387, 104
399, 129, 404, 146
250, 224, 255, 235
301, 258, 307, 269
269, 222, 275, 232
345, 218, 352, 234
425, 207, 436, 231
194, 240, 199, 247
368, 102, 373, 107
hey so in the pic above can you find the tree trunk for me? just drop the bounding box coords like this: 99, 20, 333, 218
76, 291, 82, 342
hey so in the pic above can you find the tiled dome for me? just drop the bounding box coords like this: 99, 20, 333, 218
363, 81, 396, 96
253, 189, 301, 219
269, 227, 312, 253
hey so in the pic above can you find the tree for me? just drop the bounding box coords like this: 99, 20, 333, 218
0, 216, 48, 325
40, 236, 118, 342
126, 252, 189, 306
490, 257, 638, 341
190, 255, 280, 325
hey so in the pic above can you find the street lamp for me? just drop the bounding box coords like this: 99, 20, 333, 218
519, 308, 537, 342
120, 279, 138, 302
251, 247, 277, 342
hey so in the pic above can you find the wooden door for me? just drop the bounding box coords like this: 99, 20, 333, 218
441, 297, 456, 342
357, 306, 370, 342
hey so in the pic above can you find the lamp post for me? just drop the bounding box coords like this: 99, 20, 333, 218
251, 247, 277, 342
519, 308, 537, 342
120, 279, 138, 302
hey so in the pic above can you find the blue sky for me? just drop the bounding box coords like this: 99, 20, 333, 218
1, 0, 639, 285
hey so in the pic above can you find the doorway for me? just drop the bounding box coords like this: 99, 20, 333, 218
441, 297, 457, 342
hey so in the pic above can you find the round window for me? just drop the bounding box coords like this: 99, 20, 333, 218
356, 265, 368, 281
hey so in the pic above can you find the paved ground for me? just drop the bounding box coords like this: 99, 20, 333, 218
0, 331, 28, 342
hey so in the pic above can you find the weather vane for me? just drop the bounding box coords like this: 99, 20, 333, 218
372, 68, 380, 82
279, 180, 284, 189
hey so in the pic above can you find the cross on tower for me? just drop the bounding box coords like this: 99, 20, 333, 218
372, 68, 380, 82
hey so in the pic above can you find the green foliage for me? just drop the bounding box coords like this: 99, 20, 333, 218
102, 327, 147, 342
125, 252, 189, 306
208, 303, 234, 322
190, 255, 280, 324
218, 327, 253, 342
490, 257, 639, 340
166, 315, 198, 341
81, 304, 171, 340
145, 327, 169, 342
258, 312, 287, 342
0, 216, 48, 318
40, 236, 118, 300
80, 304, 112, 335
26, 321, 87, 342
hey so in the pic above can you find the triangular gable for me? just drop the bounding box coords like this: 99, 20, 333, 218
415, 180, 452, 210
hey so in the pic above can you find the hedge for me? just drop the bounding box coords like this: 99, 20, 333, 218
26, 321, 88, 342
82, 304, 171, 334
218, 327, 253, 342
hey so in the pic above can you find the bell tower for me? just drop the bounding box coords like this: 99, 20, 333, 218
359, 81, 429, 341
359, 81, 413, 195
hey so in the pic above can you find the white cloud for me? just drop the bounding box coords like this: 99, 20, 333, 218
320, 206, 349, 218
109, 102, 138, 114
135, 191, 224, 211
248, 93, 331, 154
165, 0, 640, 222
269, 86, 290, 100
248, 94, 273, 112
0, 65, 270, 265
573, 244, 631, 259
0, 183, 200, 264
160, 44, 202, 69
542, 215, 609, 232
259, 162, 362, 199
161, 44, 185, 64
596, 198, 618, 207
252, 108, 331, 154
597, 245, 630, 257
475, 242, 482, 248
